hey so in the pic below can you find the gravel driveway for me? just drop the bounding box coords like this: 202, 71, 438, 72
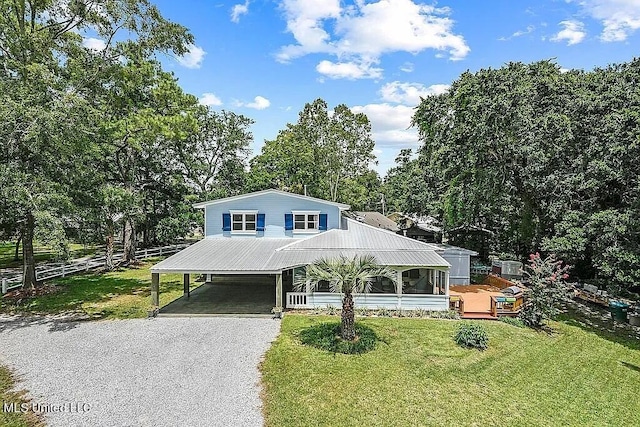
0, 315, 280, 427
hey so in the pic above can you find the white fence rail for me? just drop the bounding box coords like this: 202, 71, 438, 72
1, 243, 190, 295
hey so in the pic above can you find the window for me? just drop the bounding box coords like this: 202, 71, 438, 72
292, 211, 320, 232
229, 210, 258, 233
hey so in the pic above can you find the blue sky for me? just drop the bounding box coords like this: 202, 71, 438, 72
141, 0, 640, 175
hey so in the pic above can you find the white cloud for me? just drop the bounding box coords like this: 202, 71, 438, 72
399, 62, 414, 73
82, 37, 106, 51
316, 59, 383, 79
380, 81, 449, 105
499, 25, 535, 41
571, 0, 640, 41
199, 93, 223, 107
351, 103, 418, 147
231, 1, 250, 23
551, 20, 587, 45
177, 45, 206, 69
277, 0, 469, 79
240, 96, 271, 110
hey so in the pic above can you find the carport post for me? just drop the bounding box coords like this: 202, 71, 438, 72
275, 273, 283, 309
151, 273, 160, 307
183, 273, 190, 297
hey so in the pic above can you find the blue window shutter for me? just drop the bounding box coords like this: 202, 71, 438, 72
284, 213, 293, 231
222, 213, 231, 231
257, 213, 265, 231
319, 214, 328, 231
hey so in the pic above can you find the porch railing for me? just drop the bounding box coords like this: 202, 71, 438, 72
286, 292, 309, 308
285, 292, 449, 310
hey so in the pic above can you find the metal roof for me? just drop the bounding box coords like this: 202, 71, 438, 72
151, 238, 292, 273
353, 211, 400, 232
430, 243, 479, 256
267, 249, 449, 269
151, 218, 450, 274
277, 218, 441, 251
192, 189, 350, 210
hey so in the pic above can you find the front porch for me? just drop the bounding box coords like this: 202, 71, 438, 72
285, 266, 451, 311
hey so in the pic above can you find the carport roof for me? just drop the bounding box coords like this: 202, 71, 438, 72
151, 218, 450, 274
151, 238, 292, 274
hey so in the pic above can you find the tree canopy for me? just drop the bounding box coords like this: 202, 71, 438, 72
390, 58, 640, 294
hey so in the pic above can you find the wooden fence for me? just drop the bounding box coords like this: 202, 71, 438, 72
1, 243, 190, 295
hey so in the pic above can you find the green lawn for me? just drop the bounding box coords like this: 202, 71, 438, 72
0, 259, 196, 319
261, 315, 640, 427
0, 365, 42, 427
0, 241, 100, 269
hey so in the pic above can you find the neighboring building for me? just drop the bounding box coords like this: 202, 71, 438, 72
351, 211, 399, 232
150, 190, 453, 313
386, 213, 478, 284
388, 212, 442, 243
431, 244, 478, 285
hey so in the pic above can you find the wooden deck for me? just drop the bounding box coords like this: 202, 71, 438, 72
450, 282, 523, 319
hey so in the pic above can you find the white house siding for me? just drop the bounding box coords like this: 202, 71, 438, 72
204, 192, 342, 237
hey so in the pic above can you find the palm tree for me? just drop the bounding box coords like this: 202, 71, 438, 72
294, 254, 398, 341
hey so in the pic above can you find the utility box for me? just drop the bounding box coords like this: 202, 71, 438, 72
491, 260, 523, 280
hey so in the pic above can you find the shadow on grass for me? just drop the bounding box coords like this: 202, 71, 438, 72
0, 271, 170, 326
620, 361, 640, 373
557, 300, 640, 351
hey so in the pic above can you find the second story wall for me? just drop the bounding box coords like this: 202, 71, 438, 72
204, 192, 343, 238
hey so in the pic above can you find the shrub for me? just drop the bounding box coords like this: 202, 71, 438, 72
355, 307, 368, 317
499, 316, 525, 328
299, 322, 378, 354
375, 307, 392, 317
519, 252, 571, 328
454, 322, 489, 350
325, 305, 340, 316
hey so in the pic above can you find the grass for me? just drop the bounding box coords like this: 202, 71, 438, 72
261, 315, 640, 427
0, 365, 42, 427
0, 241, 100, 269
0, 258, 197, 319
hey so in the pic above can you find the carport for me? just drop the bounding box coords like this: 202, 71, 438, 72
159, 275, 277, 316
150, 238, 289, 316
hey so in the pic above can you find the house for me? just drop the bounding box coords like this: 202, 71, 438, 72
150, 190, 453, 314
388, 212, 442, 243
383, 213, 478, 285
350, 211, 400, 232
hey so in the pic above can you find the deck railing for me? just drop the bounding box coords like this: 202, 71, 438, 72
483, 274, 516, 290
1, 243, 190, 295
490, 295, 524, 317
449, 295, 465, 316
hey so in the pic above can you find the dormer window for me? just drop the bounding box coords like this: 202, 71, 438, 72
291, 211, 320, 233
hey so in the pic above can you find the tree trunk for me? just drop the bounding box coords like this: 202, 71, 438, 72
123, 218, 136, 263
14, 231, 22, 261
21, 212, 38, 290
341, 292, 356, 341
105, 231, 114, 270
